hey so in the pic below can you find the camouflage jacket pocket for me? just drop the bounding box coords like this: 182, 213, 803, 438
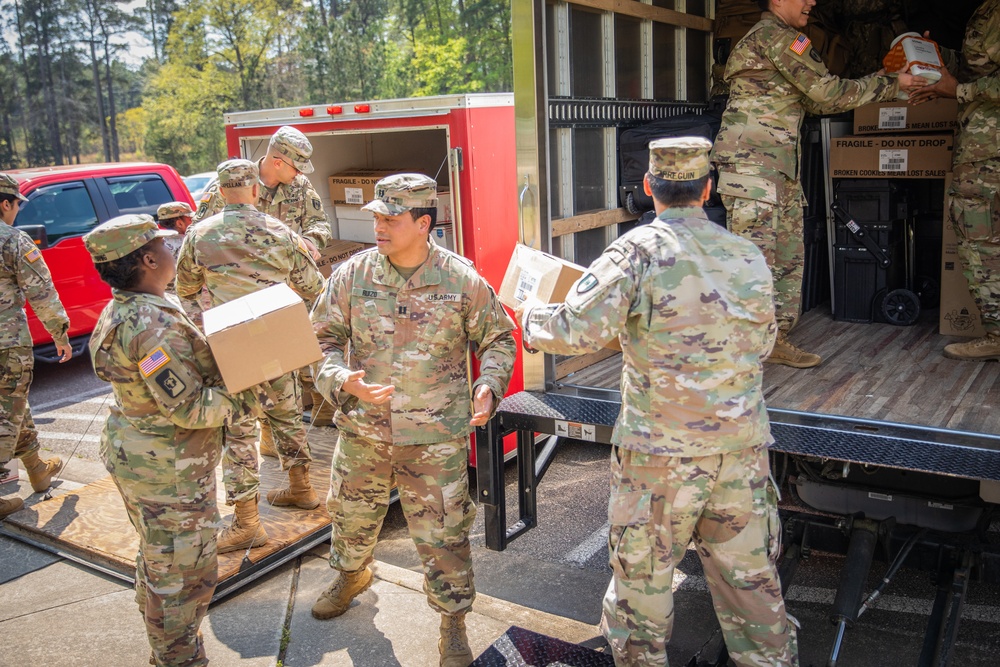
717, 172, 778, 205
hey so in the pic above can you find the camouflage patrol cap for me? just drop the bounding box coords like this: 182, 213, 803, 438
648, 137, 713, 181
84, 214, 176, 263
269, 126, 314, 174
217, 159, 259, 188
156, 201, 194, 221
361, 173, 438, 216
0, 173, 27, 202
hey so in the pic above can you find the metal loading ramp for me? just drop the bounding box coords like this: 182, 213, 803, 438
0, 428, 340, 601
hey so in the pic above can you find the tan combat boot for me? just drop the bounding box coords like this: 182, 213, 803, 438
0, 495, 24, 520
258, 420, 278, 458
311, 566, 374, 619
310, 390, 336, 427
943, 334, 1000, 361
20, 451, 63, 493
765, 336, 821, 369
266, 464, 320, 509
217, 495, 268, 554
439, 611, 474, 667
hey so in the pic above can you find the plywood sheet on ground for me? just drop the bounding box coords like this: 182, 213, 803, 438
549, 308, 1000, 436
0, 425, 340, 584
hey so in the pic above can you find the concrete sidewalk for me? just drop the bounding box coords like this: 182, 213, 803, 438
0, 469, 604, 667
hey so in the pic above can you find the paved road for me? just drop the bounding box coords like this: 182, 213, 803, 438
16, 355, 1000, 666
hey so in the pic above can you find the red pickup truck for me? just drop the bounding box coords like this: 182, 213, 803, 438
9, 162, 193, 361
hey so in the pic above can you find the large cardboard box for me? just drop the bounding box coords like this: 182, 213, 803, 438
500, 244, 622, 352
939, 176, 985, 337
829, 134, 953, 179
853, 99, 958, 135
328, 169, 399, 207
316, 239, 372, 278
335, 206, 375, 243
203, 283, 323, 393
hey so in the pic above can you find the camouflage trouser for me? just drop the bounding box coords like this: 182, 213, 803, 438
326, 433, 476, 615
949, 159, 1000, 335
601, 445, 798, 667
0, 346, 41, 464
718, 165, 805, 334
111, 472, 219, 667
224, 370, 312, 504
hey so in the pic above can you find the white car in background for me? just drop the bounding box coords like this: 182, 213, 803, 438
183, 171, 217, 200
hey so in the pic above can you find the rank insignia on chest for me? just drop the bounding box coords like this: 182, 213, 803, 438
154, 368, 186, 398
23, 247, 41, 263
789, 33, 811, 56
139, 347, 171, 377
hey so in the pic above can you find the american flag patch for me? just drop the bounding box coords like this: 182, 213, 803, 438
23, 247, 41, 263
139, 347, 170, 377
789, 33, 811, 56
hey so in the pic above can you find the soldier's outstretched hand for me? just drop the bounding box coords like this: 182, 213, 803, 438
55, 342, 73, 363
470, 384, 495, 427
342, 369, 395, 404
909, 67, 958, 105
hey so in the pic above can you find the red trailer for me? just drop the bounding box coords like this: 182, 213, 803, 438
223, 93, 523, 464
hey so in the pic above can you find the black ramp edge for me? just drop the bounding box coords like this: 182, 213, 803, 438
498, 392, 620, 428
472, 626, 615, 667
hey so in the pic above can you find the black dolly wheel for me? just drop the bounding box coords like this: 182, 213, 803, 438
624, 191, 641, 215
881, 288, 921, 326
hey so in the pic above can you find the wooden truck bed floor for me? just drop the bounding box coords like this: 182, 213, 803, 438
556, 307, 1000, 437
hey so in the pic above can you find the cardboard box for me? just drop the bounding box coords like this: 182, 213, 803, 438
328, 169, 399, 207
854, 99, 958, 135
939, 176, 985, 337
334, 206, 375, 243
316, 239, 372, 278
203, 283, 323, 393
499, 244, 622, 352
829, 134, 953, 179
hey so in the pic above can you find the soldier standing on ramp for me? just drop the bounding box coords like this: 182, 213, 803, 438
0, 172, 71, 520
712, 0, 928, 368
910, 0, 1000, 361
175, 159, 324, 554
518, 139, 799, 667
85, 214, 254, 667
309, 173, 516, 667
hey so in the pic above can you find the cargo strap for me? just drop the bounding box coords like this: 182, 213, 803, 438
830, 201, 892, 269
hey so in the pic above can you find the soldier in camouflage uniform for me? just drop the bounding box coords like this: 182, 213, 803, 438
155, 201, 195, 260
194, 126, 332, 444
910, 0, 1000, 360
0, 172, 71, 520
711, 0, 927, 368
309, 173, 516, 667
518, 139, 798, 667
86, 214, 253, 667
176, 159, 324, 554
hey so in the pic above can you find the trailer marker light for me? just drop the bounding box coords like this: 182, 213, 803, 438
327, 106, 343, 115
299, 108, 315, 117
355, 104, 371, 113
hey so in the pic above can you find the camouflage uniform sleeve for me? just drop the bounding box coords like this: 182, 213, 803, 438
310, 263, 354, 406
956, 10, 1000, 104
173, 234, 206, 327
464, 276, 517, 404
288, 232, 325, 301
13, 233, 70, 346
299, 180, 333, 250
130, 327, 244, 429
192, 184, 224, 223
524, 243, 640, 355
769, 32, 899, 113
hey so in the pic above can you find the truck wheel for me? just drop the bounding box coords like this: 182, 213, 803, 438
882, 289, 921, 326
625, 191, 640, 215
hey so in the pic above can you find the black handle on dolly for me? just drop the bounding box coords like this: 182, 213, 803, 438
830, 201, 893, 269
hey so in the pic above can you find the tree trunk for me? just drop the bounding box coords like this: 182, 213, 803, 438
104, 40, 119, 162
37, 10, 64, 164
90, 38, 111, 162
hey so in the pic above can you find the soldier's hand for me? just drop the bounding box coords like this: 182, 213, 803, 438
898, 72, 931, 92
55, 342, 73, 363
909, 68, 958, 105
470, 384, 495, 427
341, 369, 394, 404
303, 238, 321, 262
